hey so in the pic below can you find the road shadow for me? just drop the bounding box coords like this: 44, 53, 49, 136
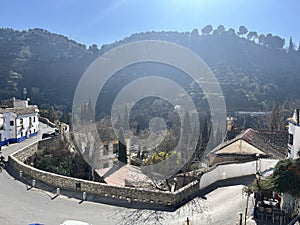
51, 194, 59, 200
249, 217, 287, 225
5, 163, 257, 212
197, 175, 255, 199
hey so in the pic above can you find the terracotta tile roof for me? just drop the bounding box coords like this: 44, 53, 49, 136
95, 164, 154, 187
214, 139, 267, 156
211, 128, 288, 158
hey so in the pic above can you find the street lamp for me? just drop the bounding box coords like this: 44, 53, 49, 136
251, 153, 261, 221
255, 153, 261, 189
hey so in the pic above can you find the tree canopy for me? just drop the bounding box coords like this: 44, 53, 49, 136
271, 158, 300, 196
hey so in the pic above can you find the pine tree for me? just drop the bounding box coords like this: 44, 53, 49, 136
288, 37, 295, 52
48, 106, 58, 123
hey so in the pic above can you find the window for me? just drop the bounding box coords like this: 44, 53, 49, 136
103, 145, 109, 155
29, 117, 32, 127
10, 121, 14, 126
33, 116, 36, 122
0, 118, 3, 130
20, 118, 23, 124
288, 133, 294, 145
113, 143, 119, 154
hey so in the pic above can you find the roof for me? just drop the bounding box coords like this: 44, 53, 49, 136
211, 128, 288, 158
95, 164, 153, 187
215, 139, 267, 156
0, 105, 39, 116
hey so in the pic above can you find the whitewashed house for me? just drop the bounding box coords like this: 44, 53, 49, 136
287, 109, 300, 159
0, 98, 39, 146
95, 138, 131, 169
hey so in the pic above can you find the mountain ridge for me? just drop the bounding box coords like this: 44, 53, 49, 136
1, 26, 299, 116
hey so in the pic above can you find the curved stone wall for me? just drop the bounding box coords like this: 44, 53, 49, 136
8, 139, 199, 207
8, 138, 279, 208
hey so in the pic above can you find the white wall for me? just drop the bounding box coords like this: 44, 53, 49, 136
13, 100, 28, 108
0, 112, 38, 143
16, 114, 39, 138
4, 112, 16, 140
199, 159, 279, 190
288, 122, 300, 159
0, 115, 9, 143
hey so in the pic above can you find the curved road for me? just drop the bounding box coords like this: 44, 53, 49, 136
0, 123, 255, 225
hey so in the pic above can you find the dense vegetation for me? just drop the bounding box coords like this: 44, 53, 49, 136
271, 158, 300, 196
1, 25, 300, 119
0, 28, 97, 116
25, 138, 92, 180
245, 158, 300, 197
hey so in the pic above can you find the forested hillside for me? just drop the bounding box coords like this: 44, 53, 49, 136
1, 25, 300, 118
0, 28, 98, 113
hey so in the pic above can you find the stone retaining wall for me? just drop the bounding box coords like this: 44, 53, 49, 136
8, 139, 199, 207
8, 139, 279, 208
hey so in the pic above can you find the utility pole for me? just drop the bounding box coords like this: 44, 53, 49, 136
238, 212, 243, 225
245, 194, 249, 225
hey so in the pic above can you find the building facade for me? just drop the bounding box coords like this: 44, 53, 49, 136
0, 98, 39, 146
288, 109, 300, 159
95, 138, 131, 169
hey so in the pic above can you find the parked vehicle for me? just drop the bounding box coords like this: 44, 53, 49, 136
60, 220, 91, 225
41, 131, 58, 139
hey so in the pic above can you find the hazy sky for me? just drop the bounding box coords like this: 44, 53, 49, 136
1, 0, 300, 47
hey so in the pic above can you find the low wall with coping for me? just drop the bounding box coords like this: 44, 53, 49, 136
8, 139, 279, 208
39, 117, 56, 128
8, 139, 199, 207
200, 159, 278, 190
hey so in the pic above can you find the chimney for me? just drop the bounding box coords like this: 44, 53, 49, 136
226, 117, 234, 131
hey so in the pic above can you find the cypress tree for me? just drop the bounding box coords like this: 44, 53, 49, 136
118, 129, 127, 164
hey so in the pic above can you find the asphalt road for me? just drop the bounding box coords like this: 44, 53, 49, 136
0, 172, 255, 225
0, 123, 256, 225
1, 122, 55, 158
0, 169, 116, 225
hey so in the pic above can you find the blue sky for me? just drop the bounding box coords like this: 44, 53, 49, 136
1, 0, 300, 48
